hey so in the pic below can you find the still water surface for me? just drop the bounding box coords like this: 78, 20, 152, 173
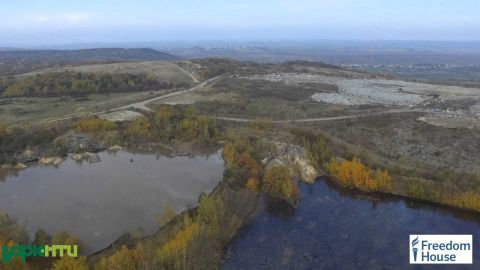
0, 149, 223, 252
223, 178, 480, 270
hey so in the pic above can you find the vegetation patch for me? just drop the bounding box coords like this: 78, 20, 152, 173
326, 157, 392, 193
0, 71, 181, 97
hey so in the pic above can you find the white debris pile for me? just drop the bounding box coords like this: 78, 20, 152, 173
470, 103, 480, 116
247, 73, 480, 108
311, 93, 366, 105
311, 79, 425, 106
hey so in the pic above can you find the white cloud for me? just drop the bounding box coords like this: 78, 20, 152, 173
26, 12, 93, 25
63, 13, 91, 24
33, 15, 52, 22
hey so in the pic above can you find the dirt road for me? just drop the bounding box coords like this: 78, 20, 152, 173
38, 76, 220, 124
111, 76, 220, 112
208, 109, 425, 123
170, 63, 199, 83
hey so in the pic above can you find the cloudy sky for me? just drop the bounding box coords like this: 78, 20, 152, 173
1, 0, 479, 45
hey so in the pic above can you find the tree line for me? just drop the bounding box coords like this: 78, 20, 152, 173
0, 71, 184, 97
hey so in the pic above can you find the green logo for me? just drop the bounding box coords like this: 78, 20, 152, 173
1, 245, 78, 264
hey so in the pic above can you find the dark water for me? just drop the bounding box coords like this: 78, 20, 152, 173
223, 178, 480, 270
0, 150, 223, 252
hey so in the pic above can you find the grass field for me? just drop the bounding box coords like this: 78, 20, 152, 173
0, 90, 168, 128
0, 61, 199, 127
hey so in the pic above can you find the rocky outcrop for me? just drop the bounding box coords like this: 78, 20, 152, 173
39, 157, 63, 166
262, 142, 318, 183
71, 152, 101, 163
108, 145, 123, 152
53, 131, 106, 153
1, 162, 28, 170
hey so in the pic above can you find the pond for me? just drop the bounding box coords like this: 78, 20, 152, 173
223, 178, 480, 270
0, 149, 224, 253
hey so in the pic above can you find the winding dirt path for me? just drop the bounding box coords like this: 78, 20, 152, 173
169, 63, 199, 83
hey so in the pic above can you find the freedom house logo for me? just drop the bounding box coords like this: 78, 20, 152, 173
410, 235, 472, 264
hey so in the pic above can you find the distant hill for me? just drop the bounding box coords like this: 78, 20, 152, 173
0, 48, 180, 75
166, 41, 480, 65
0, 47, 25, 52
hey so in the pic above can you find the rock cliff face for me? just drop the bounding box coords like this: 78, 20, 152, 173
262, 141, 318, 183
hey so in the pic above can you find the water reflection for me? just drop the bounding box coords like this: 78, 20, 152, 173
0, 149, 224, 253
0, 169, 20, 182
223, 178, 480, 270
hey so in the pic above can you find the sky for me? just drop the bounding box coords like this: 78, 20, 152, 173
1, 0, 479, 45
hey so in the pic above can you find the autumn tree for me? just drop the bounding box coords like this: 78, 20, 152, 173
157, 205, 176, 227
236, 152, 261, 178
197, 194, 225, 238
33, 229, 52, 245
246, 177, 259, 191
126, 117, 152, 142
373, 168, 393, 193
51, 256, 88, 270
154, 106, 176, 140
223, 143, 235, 168
95, 245, 151, 270
157, 220, 200, 270
445, 192, 480, 212
51, 231, 85, 254
150, 106, 218, 143
263, 165, 299, 206
326, 157, 392, 192
291, 129, 331, 168
75, 118, 115, 135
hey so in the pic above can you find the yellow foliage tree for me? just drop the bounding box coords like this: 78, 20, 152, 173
326, 158, 392, 192
197, 194, 225, 238
263, 165, 299, 206
281, 178, 300, 205
158, 221, 200, 270
95, 246, 135, 270
127, 117, 152, 142
51, 231, 85, 254
223, 143, 235, 168
445, 192, 480, 212
246, 177, 259, 191
95, 244, 149, 270
157, 205, 177, 227
51, 256, 88, 270
156, 106, 176, 121
373, 169, 393, 193
75, 118, 115, 135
